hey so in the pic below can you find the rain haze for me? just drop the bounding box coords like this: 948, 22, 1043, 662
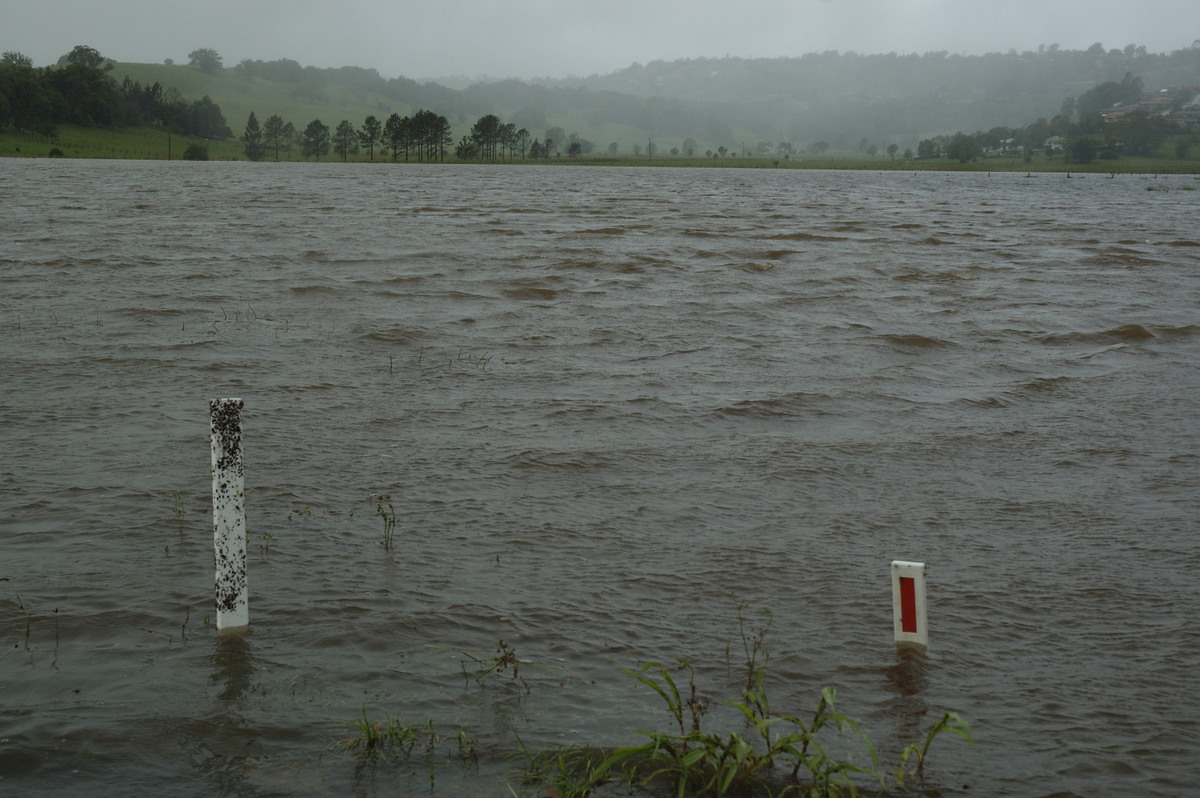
5, 0, 1198, 79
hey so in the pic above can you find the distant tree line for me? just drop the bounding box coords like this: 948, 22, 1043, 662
239, 108, 458, 162
0, 46, 231, 139
239, 107, 608, 163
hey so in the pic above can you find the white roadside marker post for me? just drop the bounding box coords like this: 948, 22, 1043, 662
891, 560, 927, 651
211, 398, 248, 631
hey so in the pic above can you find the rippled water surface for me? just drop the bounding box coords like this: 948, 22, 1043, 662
2, 160, 1199, 797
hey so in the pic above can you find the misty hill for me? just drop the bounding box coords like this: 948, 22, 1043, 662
525, 44, 1200, 147
108, 58, 750, 153
21, 42, 1200, 155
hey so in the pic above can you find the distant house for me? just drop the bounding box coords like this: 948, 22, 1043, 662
1169, 105, 1200, 127
1044, 136, 1065, 152
1101, 101, 1139, 122
983, 138, 1020, 155
1166, 87, 1200, 127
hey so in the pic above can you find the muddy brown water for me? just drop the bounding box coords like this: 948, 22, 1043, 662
2, 160, 1198, 797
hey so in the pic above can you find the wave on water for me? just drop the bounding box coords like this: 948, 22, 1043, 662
481, 225, 526, 237
1015, 375, 1076, 394
356, 323, 429, 343
877, 332, 954, 348
288, 284, 337, 295
1079, 246, 1166, 267
714, 392, 836, 419
753, 249, 798, 261
1038, 324, 1158, 344
768, 231, 845, 242
1153, 324, 1199, 338
576, 226, 630, 235
893, 269, 979, 282
502, 286, 561, 300
501, 448, 616, 470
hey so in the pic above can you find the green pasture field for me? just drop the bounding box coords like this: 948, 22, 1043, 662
3, 125, 1199, 177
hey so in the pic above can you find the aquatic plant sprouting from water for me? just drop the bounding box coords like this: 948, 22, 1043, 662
448, 639, 533, 694
476, 639, 531, 693
337, 620, 972, 794
171, 490, 186, 535
583, 661, 883, 798
414, 346, 495, 375
513, 735, 603, 798
376, 501, 398, 550
896, 711, 974, 789
339, 706, 418, 762
337, 707, 479, 772
520, 657, 975, 798
730, 596, 773, 691
427, 640, 592, 699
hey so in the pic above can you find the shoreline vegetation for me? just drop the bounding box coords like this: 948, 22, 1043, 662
2, 126, 1198, 174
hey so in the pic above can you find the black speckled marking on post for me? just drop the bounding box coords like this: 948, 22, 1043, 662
211, 398, 248, 628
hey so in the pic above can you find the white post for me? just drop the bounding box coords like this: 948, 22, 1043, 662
891, 560, 927, 651
211, 398, 248, 631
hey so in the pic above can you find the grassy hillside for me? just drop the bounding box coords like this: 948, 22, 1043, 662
106, 61, 771, 157
112, 62, 412, 137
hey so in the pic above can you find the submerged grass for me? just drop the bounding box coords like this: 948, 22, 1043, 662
465, 639, 531, 694
516, 659, 973, 797
503, 659, 969, 796
339, 615, 972, 797
337, 706, 418, 762
426, 639, 593, 695
586, 662, 884, 797
512, 738, 606, 798
337, 705, 480, 792
170, 490, 186, 535
376, 501, 398, 550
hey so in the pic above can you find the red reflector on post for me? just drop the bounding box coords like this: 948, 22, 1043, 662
891, 561, 928, 651
900, 576, 918, 633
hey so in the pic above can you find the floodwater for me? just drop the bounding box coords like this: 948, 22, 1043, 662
2, 159, 1198, 797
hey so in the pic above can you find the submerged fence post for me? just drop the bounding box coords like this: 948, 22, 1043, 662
891, 560, 927, 651
211, 398, 248, 631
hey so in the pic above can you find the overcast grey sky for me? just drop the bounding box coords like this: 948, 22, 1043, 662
5, 0, 1198, 80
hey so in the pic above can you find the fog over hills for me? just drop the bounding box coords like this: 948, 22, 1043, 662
439, 45, 1200, 148
7, 40, 1198, 157
9, 0, 1197, 83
